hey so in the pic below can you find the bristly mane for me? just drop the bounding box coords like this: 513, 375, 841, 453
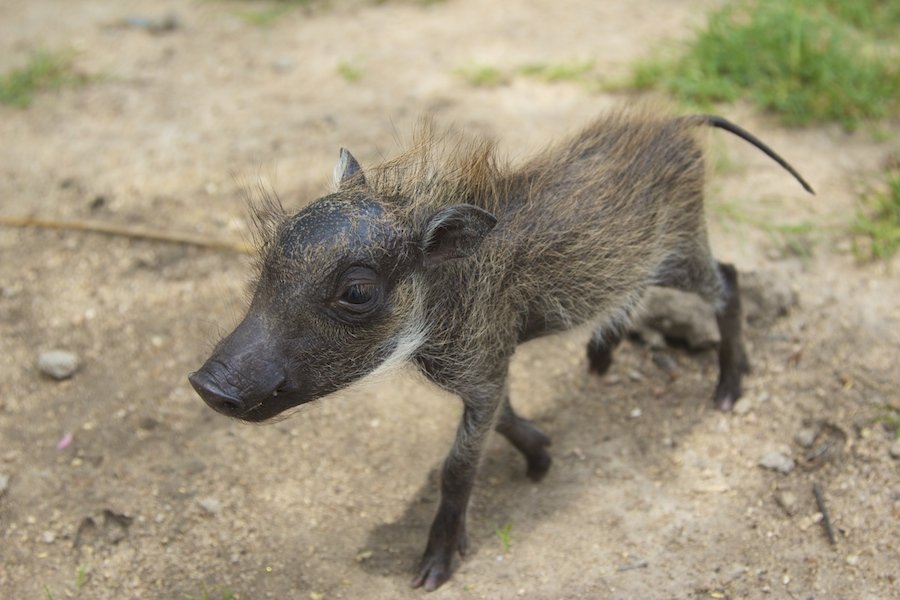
245, 180, 288, 271
345, 119, 515, 222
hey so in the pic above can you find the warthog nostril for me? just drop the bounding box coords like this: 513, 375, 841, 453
188, 371, 245, 415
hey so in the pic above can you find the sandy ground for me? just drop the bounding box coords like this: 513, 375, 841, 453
1, 1, 898, 598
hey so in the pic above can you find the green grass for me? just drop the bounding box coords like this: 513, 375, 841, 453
456, 59, 599, 88
496, 523, 512, 552
234, 0, 444, 23
630, 0, 900, 129
186, 587, 235, 600
853, 168, 900, 260
713, 199, 819, 259
518, 59, 594, 83
337, 60, 363, 82
816, 0, 900, 38
75, 565, 90, 590
231, 0, 319, 26
768, 221, 817, 260
873, 409, 900, 439
455, 65, 507, 88
235, 6, 293, 25
0, 51, 86, 108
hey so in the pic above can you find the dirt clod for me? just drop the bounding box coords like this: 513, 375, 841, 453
760, 450, 795, 474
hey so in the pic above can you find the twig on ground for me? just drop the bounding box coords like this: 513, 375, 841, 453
617, 559, 649, 572
0, 215, 253, 254
812, 482, 836, 545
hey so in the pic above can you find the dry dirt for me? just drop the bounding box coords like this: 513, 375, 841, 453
1, 1, 899, 599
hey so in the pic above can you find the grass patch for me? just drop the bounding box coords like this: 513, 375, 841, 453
816, 0, 900, 38
0, 50, 86, 108
337, 60, 363, 82
231, 0, 319, 26
186, 586, 235, 600
456, 59, 598, 89
518, 59, 594, 83
454, 64, 507, 88
852, 168, 900, 260
767, 221, 817, 259
495, 523, 512, 552
235, 6, 294, 25
713, 199, 819, 259
630, 0, 900, 128
873, 409, 900, 439
75, 565, 89, 589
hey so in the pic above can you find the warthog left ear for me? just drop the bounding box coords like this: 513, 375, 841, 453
419, 204, 497, 267
333, 148, 366, 189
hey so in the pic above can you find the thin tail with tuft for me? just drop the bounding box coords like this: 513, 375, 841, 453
681, 115, 815, 194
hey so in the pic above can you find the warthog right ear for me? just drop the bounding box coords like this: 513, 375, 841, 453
333, 148, 366, 189
419, 204, 497, 268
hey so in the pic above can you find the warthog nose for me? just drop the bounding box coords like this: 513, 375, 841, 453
188, 371, 244, 415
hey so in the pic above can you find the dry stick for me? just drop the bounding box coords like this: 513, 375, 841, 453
0, 215, 253, 254
617, 559, 649, 572
812, 482, 836, 545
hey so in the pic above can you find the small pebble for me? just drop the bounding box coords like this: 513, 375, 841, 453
629, 407, 642, 418
760, 450, 795, 474
41, 530, 56, 544
0, 473, 8, 497
627, 369, 643, 382
273, 58, 294, 73
651, 351, 678, 378
197, 497, 221, 515
309, 592, 324, 600
726, 564, 748, 583
37, 351, 80, 380
56, 433, 74, 450
733, 397, 753, 415
890, 439, 900, 460
355, 550, 373, 563
846, 554, 860, 566
775, 490, 798, 515
795, 428, 817, 448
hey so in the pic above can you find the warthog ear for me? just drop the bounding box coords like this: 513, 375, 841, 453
333, 148, 366, 189
419, 204, 497, 267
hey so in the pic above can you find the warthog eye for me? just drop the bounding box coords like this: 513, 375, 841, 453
341, 283, 375, 305
333, 266, 381, 317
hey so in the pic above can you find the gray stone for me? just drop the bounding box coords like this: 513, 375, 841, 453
651, 351, 678, 378
733, 397, 753, 415
890, 439, 900, 460
760, 450, 795, 474
197, 496, 221, 515
37, 351, 80, 380
0, 473, 8, 497
740, 271, 798, 325
775, 490, 798, 515
795, 427, 817, 448
637, 287, 719, 350
634, 324, 667, 349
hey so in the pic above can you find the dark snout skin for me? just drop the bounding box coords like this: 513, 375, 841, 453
189, 316, 299, 422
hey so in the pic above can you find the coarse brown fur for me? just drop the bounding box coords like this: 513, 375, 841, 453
336, 108, 721, 383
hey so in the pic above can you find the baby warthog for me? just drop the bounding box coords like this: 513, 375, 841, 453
189, 108, 812, 591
